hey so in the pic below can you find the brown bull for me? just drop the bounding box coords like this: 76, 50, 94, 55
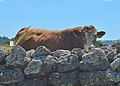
14, 25, 105, 51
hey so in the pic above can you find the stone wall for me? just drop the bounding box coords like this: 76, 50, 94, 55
0, 45, 120, 86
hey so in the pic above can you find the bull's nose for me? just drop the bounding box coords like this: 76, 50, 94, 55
90, 45, 95, 48
84, 45, 95, 52
88, 45, 95, 49
87, 45, 95, 52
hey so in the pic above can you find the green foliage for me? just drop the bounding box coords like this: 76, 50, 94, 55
96, 41, 108, 47
111, 42, 120, 47
0, 45, 11, 50
11, 37, 15, 41
96, 41, 104, 47
0, 38, 14, 50
3, 40, 10, 46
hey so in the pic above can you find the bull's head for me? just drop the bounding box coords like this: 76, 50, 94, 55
83, 25, 105, 52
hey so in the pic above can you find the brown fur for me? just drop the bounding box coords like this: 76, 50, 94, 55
14, 25, 105, 51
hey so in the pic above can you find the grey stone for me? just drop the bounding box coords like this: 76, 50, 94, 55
106, 70, 120, 83
71, 48, 85, 61
24, 59, 42, 75
7, 83, 16, 86
35, 55, 57, 76
26, 49, 35, 58
100, 84, 117, 86
33, 46, 51, 57
1, 46, 120, 86
110, 58, 120, 72
0, 48, 7, 63
0, 65, 5, 73
49, 71, 80, 86
5, 45, 27, 67
16, 78, 47, 86
79, 48, 110, 71
113, 53, 120, 61
118, 83, 120, 86
53, 49, 71, 58
56, 54, 79, 72
101, 46, 117, 63
0, 68, 24, 84
101, 46, 111, 53
79, 71, 112, 86
24, 55, 56, 76
107, 51, 116, 63
116, 45, 120, 53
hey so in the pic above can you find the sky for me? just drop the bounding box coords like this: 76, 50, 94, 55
0, 0, 120, 40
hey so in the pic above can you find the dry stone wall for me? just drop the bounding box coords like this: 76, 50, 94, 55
0, 45, 120, 86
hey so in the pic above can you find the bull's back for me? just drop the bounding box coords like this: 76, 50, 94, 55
17, 28, 64, 51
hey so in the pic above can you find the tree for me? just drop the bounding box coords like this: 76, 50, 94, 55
96, 41, 104, 47
111, 42, 120, 47
2, 40, 10, 46
11, 37, 15, 41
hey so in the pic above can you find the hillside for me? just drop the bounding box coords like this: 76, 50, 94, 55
99, 39, 120, 46
0, 36, 10, 45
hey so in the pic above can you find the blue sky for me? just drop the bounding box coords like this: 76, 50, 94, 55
0, 0, 120, 40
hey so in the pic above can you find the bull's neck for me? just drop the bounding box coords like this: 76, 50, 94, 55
87, 32, 93, 46
84, 32, 94, 52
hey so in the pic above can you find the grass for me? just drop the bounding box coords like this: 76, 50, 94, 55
0, 45, 12, 50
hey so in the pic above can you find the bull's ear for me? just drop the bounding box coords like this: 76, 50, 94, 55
97, 31, 106, 38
